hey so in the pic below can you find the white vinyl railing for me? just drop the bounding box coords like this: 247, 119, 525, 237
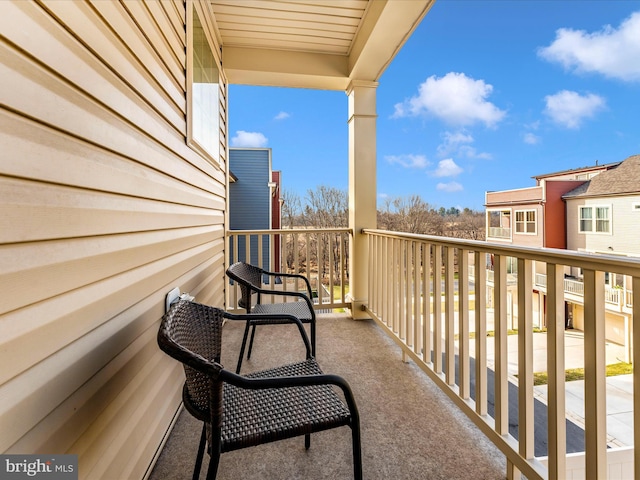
488, 226, 512, 239
226, 228, 351, 312
363, 229, 640, 480
534, 274, 631, 308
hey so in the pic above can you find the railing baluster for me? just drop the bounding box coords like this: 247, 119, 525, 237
385, 236, 392, 329
517, 258, 534, 467
459, 249, 470, 399
474, 251, 487, 416
390, 239, 400, 335
423, 243, 432, 364
445, 246, 455, 386
404, 240, 412, 348
329, 233, 335, 305
317, 232, 322, 307
494, 254, 508, 435
342, 232, 347, 304
414, 241, 421, 356
583, 269, 607, 480
400, 239, 407, 343
547, 263, 566, 480
433, 245, 443, 374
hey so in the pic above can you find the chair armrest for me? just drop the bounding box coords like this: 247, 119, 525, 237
252, 287, 315, 312
223, 311, 312, 358
262, 269, 313, 299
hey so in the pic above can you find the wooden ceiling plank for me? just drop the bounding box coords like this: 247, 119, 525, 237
214, 13, 358, 34
212, 1, 365, 18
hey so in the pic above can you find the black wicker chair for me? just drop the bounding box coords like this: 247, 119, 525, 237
226, 261, 316, 373
158, 299, 362, 480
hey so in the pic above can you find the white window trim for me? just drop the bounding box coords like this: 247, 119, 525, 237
578, 204, 612, 235
514, 209, 537, 235
186, 1, 223, 169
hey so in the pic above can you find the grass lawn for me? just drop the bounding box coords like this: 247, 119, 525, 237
532, 363, 633, 386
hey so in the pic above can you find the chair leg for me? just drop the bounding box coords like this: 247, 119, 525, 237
193, 424, 207, 480
236, 321, 252, 374
246, 324, 257, 359
305, 434, 310, 450
351, 424, 363, 480
206, 447, 220, 480
310, 321, 316, 357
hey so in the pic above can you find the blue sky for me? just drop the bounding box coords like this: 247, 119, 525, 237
228, 1, 640, 211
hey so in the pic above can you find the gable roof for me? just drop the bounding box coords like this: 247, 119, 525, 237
563, 154, 640, 199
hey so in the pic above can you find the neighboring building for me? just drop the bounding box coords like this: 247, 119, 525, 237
562, 154, 640, 345
485, 162, 619, 248
228, 148, 282, 270
484, 159, 629, 339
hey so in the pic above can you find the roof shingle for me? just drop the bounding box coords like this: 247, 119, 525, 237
563, 154, 640, 198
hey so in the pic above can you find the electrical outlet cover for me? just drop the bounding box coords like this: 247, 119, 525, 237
165, 287, 181, 313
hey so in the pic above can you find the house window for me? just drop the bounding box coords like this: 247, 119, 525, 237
187, 6, 220, 163
579, 206, 610, 233
515, 210, 536, 234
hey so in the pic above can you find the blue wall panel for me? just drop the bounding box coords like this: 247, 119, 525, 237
229, 149, 271, 270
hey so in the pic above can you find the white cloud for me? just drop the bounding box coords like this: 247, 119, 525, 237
523, 133, 540, 145
437, 131, 474, 156
392, 72, 506, 127
385, 154, 430, 169
436, 181, 463, 192
437, 131, 492, 159
538, 11, 640, 82
433, 159, 463, 177
274, 111, 290, 120
544, 90, 606, 129
231, 130, 268, 147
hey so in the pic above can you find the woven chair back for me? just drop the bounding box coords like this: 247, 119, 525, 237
158, 300, 224, 420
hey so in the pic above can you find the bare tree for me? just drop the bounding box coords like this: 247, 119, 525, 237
281, 188, 303, 228
303, 185, 348, 228
302, 186, 348, 283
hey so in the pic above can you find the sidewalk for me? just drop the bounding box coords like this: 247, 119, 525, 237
482, 330, 633, 448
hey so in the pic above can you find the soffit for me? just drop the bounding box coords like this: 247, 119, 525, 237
209, 0, 434, 90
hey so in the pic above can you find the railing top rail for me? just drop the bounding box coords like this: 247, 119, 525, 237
228, 228, 353, 236
362, 228, 640, 275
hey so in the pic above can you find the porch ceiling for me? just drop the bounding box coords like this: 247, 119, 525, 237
209, 0, 435, 90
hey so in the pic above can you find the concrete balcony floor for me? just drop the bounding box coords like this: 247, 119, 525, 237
150, 312, 506, 480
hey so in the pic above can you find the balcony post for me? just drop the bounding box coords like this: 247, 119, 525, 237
346, 80, 377, 319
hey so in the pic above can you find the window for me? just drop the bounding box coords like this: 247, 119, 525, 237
579, 206, 592, 232
595, 207, 610, 233
188, 6, 220, 163
515, 210, 536, 234
579, 206, 610, 233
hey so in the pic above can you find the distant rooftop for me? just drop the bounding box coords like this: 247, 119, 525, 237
563, 154, 640, 198
532, 161, 621, 181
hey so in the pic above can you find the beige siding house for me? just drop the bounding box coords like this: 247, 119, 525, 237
0, 1, 433, 479
563, 154, 640, 345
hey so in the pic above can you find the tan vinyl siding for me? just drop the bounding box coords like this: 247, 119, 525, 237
0, 1, 226, 478
567, 195, 640, 254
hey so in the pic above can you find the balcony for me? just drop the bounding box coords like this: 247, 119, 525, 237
488, 226, 512, 240
151, 310, 506, 479
153, 228, 640, 480
535, 273, 633, 311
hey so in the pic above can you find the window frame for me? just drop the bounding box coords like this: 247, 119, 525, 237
186, 1, 222, 167
578, 205, 611, 234
514, 209, 537, 235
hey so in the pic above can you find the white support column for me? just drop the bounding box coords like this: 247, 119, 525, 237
347, 80, 377, 319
